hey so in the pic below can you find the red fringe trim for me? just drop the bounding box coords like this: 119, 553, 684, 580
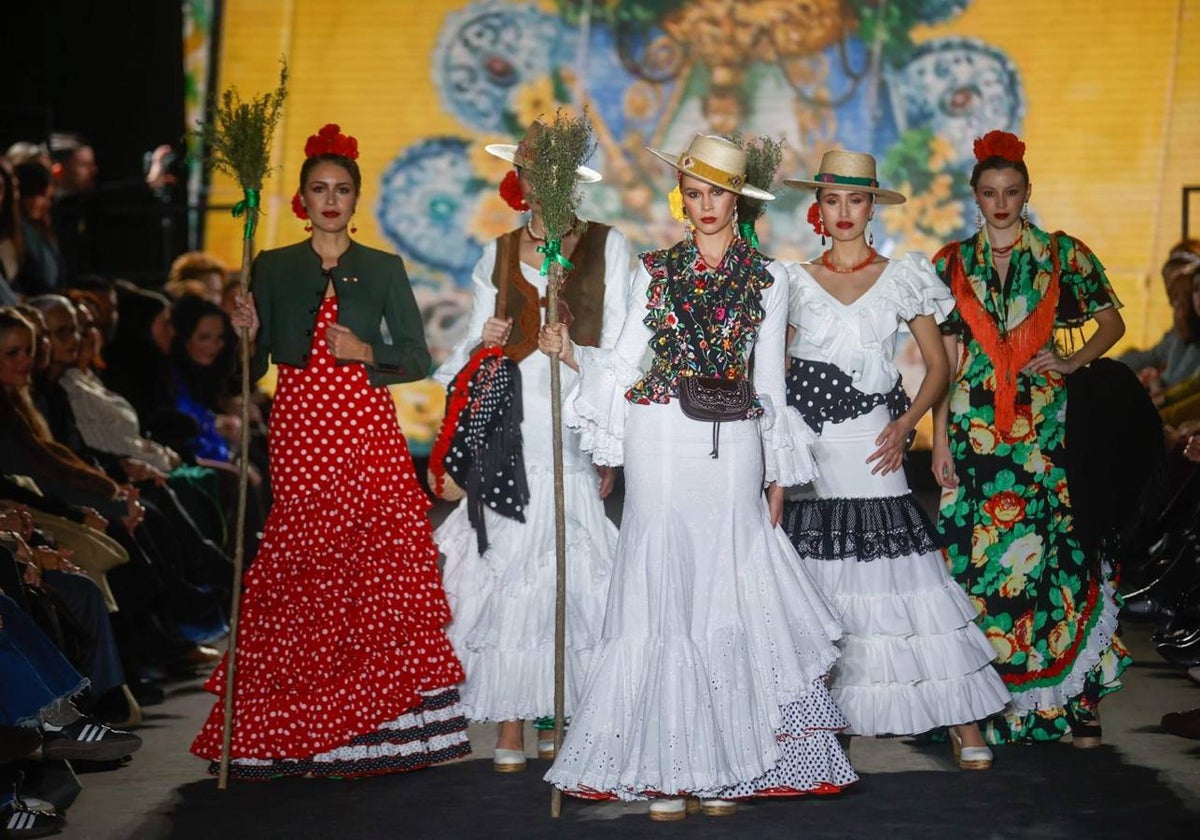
950, 241, 1060, 433
428, 345, 503, 496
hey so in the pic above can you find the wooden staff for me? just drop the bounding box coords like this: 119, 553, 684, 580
218, 217, 256, 790
546, 259, 568, 819
191, 63, 287, 789
522, 109, 594, 818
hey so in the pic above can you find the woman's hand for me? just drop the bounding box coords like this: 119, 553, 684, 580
932, 437, 959, 489
0, 505, 33, 540
118, 487, 145, 533
538, 323, 577, 371
1185, 434, 1200, 464
1023, 348, 1077, 376
121, 458, 168, 486
766, 482, 784, 527
231, 292, 260, 342
325, 323, 372, 364
596, 465, 615, 500
79, 507, 109, 533
866, 417, 914, 476
32, 546, 81, 575
214, 414, 243, 444
482, 316, 513, 347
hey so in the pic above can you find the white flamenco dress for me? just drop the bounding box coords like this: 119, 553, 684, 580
543, 240, 857, 800
433, 231, 630, 723
781, 253, 1010, 736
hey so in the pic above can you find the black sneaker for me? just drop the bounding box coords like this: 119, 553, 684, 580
2, 800, 65, 838
40, 719, 142, 763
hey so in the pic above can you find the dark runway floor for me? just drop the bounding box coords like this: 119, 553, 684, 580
163, 740, 1198, 840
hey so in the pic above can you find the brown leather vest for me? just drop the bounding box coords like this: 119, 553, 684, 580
491, 223, 610, 362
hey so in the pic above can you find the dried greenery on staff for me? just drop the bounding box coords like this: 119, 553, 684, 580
194, 60, 288, 194
737, 134, 784, 223
523, 109, 596, 244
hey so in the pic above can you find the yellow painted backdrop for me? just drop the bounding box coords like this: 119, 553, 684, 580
205, 0, 1200, 451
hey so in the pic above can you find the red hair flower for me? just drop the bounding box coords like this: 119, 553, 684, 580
973, 130, 1025, 164
498, 169, 529, 212
291, 191, 308, 221
304, 123, 359, 160
806, 202, 825, 236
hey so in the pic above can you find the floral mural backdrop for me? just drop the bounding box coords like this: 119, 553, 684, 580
205, 0, 1199, 455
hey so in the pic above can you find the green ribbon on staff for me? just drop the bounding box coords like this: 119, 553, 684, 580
537, 239, 574, 276
231, 188, 261, 240
737, 220, 759, 249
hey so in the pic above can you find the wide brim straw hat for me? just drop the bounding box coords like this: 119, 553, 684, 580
783, 149, 906, 205
647, 134, 775, 201
485, 120, 602, 183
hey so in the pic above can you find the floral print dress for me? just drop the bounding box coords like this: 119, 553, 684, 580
933, 222, 1131, 744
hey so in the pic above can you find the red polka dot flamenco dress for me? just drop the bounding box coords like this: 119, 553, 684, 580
192, 296, 469, 779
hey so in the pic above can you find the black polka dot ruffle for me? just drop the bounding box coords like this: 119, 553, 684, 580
787, 358, 910, 435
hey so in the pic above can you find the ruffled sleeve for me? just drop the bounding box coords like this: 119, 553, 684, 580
884, 252, 957, 324
562, 262, 655, 466
1054, 234, 1122, 327
755, 263, 819, 486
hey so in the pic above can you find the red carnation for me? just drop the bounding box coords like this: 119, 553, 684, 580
498, 169, 529, 212
806, 202, 824, 236
291, 191, 308, 220
304, 123, 360, 160
973, 130, 1025, 164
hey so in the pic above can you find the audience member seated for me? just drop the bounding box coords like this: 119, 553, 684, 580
164, 252, 226, 304
1119, 240, 1200, 403
11, 162, 65, 297
0, 586, 142, 838
0, 308, 220, 680
0, 162, 22, 306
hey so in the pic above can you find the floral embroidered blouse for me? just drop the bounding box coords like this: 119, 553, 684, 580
561, 235, 818, 487
625, 236, 773, 419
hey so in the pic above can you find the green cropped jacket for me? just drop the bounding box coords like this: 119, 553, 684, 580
249, 240, 431, 387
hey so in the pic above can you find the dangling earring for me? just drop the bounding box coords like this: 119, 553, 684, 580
683, 213, 694, 238
820, 218, 827, 248
304, 222, 312, 233
867, 220, 875, 248
1021, 204, 1028, 221
975, 209, 983, 229
732, 205, 739, 227
350, 220, 358, 234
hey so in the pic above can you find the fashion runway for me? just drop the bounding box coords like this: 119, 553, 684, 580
49, 488, 1200, 839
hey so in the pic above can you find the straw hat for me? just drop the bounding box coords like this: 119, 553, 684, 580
646, 134, 775, 201
485, 120, 602, 183
783, 150, 906, 205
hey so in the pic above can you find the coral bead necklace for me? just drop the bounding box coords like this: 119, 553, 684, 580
821, 247, 877, 274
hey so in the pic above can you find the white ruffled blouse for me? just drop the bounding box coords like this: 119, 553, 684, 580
565, 258, 818, 487
785, 252, 955, 396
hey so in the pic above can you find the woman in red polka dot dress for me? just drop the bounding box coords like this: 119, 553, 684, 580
190, 124, 469, 780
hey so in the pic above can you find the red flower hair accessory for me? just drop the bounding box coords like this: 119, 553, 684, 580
498, 169, 529, 212
304, 123, 359, 160
291, 191, 308, 221
973, 130, 1025, 164
806, 201, 825, 236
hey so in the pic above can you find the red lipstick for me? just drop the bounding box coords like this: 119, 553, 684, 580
700, 216, 717, 224
836, 221, 854, 229
322, 210, 340, 218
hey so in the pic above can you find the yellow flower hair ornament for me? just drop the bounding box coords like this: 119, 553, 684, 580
668, 184, 686, 221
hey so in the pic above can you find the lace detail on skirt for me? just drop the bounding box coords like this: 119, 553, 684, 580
783, 494, 941, 562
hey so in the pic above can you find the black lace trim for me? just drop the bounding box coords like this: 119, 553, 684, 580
782, 494, 941, 562
786, 358, 910, 435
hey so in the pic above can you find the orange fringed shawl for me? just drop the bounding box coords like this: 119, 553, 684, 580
949, 234, 1061, 434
